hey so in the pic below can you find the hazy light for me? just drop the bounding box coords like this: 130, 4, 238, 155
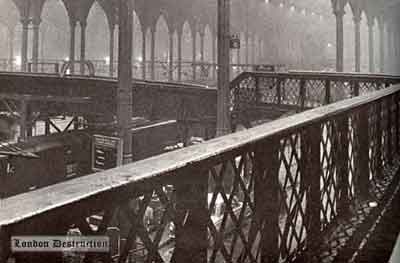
327, 43, 333, 48
64, 57, 69, 61
290, 6, 295, 12
279, 3, 284, 8
265, 0, 269, 3
137, 56, 143, 62
104, 56, 110, 65
15, 56, 21, 66
368, 201, 378, 208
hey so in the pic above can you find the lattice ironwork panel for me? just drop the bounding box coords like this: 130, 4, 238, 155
348, 112, 358, 201
258, 76, 280, 104
281, 79, 301, 106
305, 79, 326, 107
277, 133, 307, 261
368, 102, 379, 182
320, 120, 338, 229
206, 151, 257, 263
232, 75, 257, 111
330, 81, 352, 102
358, 81, 384, 95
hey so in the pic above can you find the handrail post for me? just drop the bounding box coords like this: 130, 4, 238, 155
356, 105, 370, 199
386, 96, 393, 165
375, 101, 383, 179
354, 80, 360, 97
255, 75, 260, 105
337, 114, 350, 215
302, 124, 322, 261
173, 168, 208, 263
276, 78, 282, 105
325, 79, 331, 105
254, 137, 280, 262
396, 92, 400, 153
299, 78, 306, 110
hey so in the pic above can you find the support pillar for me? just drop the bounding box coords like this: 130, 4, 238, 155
141, 27, 146, 79
367, 18, 375, 73
332, 0, 345, 72
387, 24, 393, 73
353, 12, 362, 72
79, 21, 87, 75
117, 0, 133, 164
69, 20, 76, 74
177, 29, 182, 81
168, 32, 174, 81
252, 36, 256, 65
212, 34, 216, 80
192, 29, 197, 81
378, 17, 385, 73
150, 25, 155, 80
31, 18, 41, 73
109, 24, 115, 77
8, 27, 14, 71
21, 19, 29, 72
245, 32, 249, 65
216, 0, 231, 136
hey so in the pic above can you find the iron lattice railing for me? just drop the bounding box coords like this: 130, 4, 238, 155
0, 77, 399, 263
229, 72, 400, 120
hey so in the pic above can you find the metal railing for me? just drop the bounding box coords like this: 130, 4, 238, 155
0, 79, 399, 262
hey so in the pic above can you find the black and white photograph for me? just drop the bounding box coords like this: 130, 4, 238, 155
0, 0, 399, 262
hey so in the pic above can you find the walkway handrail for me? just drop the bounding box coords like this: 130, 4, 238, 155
0, 81, 399, 262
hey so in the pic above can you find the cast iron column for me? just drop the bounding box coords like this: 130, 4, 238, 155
353, 11, 362, 72
117, 0, 133, 164
192, 28, 197, 81
109, 23, 115, 77
378, 16, 385, 73
332, 0, 345, 72
367, 18, 375, 73
150, 25, 155, 80
217, 0, 231, 136
31, 18, 41, 73
141, 26, 146, 79
79, 21, 87, 75
21, 19, 29, 72
69, 19, 76, 74
177, 28, 182, 81
169, 32, 174, 81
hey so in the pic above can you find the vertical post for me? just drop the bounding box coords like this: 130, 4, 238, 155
69, 19, 76, 74
332, 0, 345, 72
396, 93, 400, 153
325, 79, 331, 105
245, 32, 249, 65
212, 33, 216, 80
173, 168, 208, 263
109, 24, 115, 77
31, 18, 41, 73
252, 36, 256, 65
299, 79, 306, 110
353, 12, 362, 73
378, 17, 385, 73
192, 28, 197, 81
356, 105, 370, 199
45, 118, 50, 135
254, 138, 280, 262
117, 0, 133, 164
169, 32, 174, 81
177, 29, 182, 82
80, 21, 87, 75
387, 24, 393, 73
150, 25, 155, 80
386, 96, 393, 165
367, 18, 375, 73
8, 27, 14, 71
375, 101, 383, 178
141, 27, 146, 79
19, 100, 27, 141
337, 114, 350, 214
302, 125, 322, 261
21, 19, 29, 72
216, 0, 231, 136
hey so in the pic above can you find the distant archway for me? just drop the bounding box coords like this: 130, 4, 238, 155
155, 15, 169, 62
181, 21, 192, 63
40, 0, 69, 60
86, 2, 108, 61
